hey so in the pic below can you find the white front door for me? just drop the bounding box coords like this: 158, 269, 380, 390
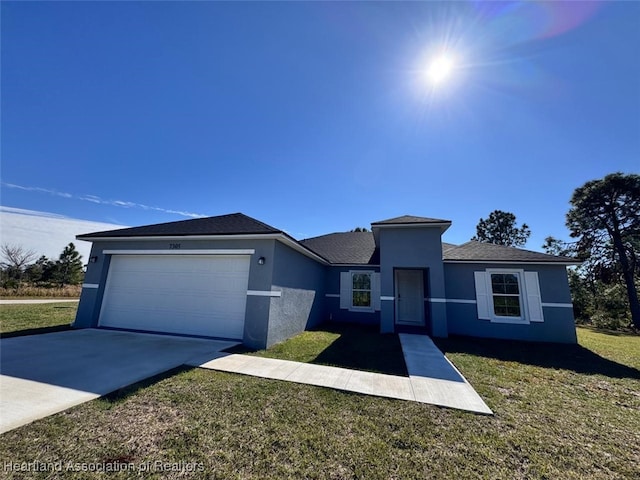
99, 254, 250, 339
395, 269, 425, 326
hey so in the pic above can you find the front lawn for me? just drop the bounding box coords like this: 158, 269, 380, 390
0, 326, 638, 479
249, 322, 408, 376
0, 303, 77, 337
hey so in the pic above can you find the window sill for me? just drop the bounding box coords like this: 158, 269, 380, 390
490, 316, 530, 325
349, 306, 375, 313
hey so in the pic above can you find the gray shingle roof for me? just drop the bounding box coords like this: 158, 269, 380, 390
441, 242, 457, 253
77, 213, 282, 239
77, 212, 576, 265
300, 232, 379, 265
372, 215, 451, 225
443, 241, 578, 264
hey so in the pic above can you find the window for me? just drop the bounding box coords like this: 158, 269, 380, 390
339, 271, 380, 312
352, 272, 372, 308
474, 269, 544, 324
490, 273, 521, 317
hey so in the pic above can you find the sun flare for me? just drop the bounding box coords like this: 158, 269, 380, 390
427, 55, 455, 85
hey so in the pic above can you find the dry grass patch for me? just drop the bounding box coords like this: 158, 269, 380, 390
0, 285, 81, 298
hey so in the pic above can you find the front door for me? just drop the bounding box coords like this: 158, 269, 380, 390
395, 269, 425, 326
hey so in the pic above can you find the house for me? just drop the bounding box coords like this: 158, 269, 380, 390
74, 213, 579, 349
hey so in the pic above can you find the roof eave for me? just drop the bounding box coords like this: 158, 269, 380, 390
76, 232, 330, 265
443, 259, 582, 266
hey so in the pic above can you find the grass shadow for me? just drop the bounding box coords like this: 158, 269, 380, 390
434, 335, 640, 380
0, 324, 72, 339
578, 325, 639, 337
310, 322, 408, 376
98, 366, 194, 404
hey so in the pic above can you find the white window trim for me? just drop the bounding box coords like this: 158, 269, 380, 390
340, 270, 380, 312
349, 270, 375, 312
485, 268, 529, 324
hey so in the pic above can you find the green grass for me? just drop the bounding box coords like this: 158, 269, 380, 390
0, 303, 77, 337
0, 326, 638, 479
577, 325, 640, 370
248, 323, 408, 376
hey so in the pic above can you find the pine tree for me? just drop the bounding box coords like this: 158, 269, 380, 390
55, 243, 84, 287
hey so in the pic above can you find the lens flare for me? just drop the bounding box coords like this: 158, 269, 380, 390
427, 55, 455, 86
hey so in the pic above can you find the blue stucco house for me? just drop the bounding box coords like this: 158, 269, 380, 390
74, 213, 579, 349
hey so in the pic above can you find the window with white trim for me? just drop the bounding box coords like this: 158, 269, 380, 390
340, 271, 381, 312
352, 272, 372, 308
474, 269, 544, 324
490, 273, 522, 318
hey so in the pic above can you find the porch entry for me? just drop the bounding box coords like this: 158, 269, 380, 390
394, 269, 427, 327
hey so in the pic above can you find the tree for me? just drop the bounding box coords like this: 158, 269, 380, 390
566, 172, 640, 329
0, 244, 37, 285
25, 255, 57, 284
471, 210, 531, 247
54, 243, 84, 287
542, 236, 576, 258
350, 227, 369, 232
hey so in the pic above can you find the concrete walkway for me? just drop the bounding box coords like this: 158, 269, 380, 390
0, 299, 79, 305
189, 334, 493, 415
399, 334, 492, 414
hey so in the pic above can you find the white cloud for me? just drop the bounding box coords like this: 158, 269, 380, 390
0, 206, 127, 261
1, 182, 207, 219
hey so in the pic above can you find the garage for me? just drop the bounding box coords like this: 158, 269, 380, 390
98, 253, 251, 339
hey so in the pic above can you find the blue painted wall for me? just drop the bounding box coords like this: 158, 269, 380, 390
267, 241, 327, 347
443, 262, 577, 343
324, 266, 380, 325
377, 226, 448, 336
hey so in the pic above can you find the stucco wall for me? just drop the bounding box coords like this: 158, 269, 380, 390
378, 227, 448, 336
267, 241, 326, 347
443, 262, 577, 343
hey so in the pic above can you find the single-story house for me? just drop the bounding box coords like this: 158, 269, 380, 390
74, 213, 579, 349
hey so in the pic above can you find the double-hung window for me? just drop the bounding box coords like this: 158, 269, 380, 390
351, 272, 372, 309
339, 271, 380, 312
474, 269, 543, 324
490, 273, 522, 318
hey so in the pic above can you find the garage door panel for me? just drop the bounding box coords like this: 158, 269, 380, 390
99, 255, 250, 339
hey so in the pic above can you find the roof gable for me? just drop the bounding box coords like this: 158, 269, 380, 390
371, 215, 451, 226
77, 213, 281, 239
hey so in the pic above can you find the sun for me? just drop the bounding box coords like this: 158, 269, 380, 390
427, 54, 455, 86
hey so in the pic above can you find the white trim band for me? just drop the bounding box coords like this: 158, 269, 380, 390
541, 302, 574, 308
82, 283, 99, 289
381, 296, 395, 301
247, 290, 282, 297
103, 249, 255, 255
425, 298, 477, 304
325, 294, 340, 298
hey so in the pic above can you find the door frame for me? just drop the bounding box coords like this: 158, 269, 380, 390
394, 268, 430, 329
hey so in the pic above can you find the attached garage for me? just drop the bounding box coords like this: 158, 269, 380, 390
99, 252, 251, 339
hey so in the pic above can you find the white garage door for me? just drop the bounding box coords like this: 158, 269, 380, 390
99, 254, 250, 339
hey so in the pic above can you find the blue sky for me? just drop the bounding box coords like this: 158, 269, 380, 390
2, 1, 639, 250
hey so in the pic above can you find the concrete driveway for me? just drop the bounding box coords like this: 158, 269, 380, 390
0, 329, 238, 434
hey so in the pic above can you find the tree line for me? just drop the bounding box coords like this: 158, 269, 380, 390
472, 172, 639, 331
0, 242, 84, 289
